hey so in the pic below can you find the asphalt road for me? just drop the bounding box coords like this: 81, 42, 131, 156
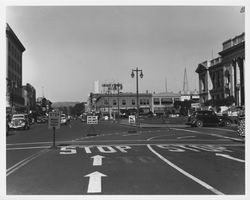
6, 119, 245, 195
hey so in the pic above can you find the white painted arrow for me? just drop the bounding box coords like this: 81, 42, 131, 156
216, 153, 245, 163
84, 171, 107, 193
91, 155, 105, 166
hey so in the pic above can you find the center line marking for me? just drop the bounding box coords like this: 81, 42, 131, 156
7, 149, 49, 176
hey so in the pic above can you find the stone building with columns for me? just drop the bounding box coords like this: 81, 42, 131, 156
196, 33, 245, 106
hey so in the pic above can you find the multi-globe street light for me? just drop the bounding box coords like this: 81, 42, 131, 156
113, 83, 123, 120
131, 67, 143, 124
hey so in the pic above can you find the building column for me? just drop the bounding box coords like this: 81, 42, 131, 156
230, 62, 235, 97
240, 57, 245, 105
234, 58, 241, 106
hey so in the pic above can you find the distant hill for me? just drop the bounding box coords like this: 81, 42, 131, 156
51, 102, 80, 108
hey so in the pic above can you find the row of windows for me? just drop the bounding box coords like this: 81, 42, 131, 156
8, 70, 21, 88
8, 41, 22, 62
104, 98, 150, 106
153, 98, 179, 105
8, 56, 22, 74
102, 98, 180, 106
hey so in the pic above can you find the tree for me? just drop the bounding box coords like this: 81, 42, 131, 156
71, 102, 85, 116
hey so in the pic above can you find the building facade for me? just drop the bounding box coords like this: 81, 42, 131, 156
196, 33, 245, 106
22, 83, 36, 113
6, 23, 26, 113
152, 92, 181, 114
89, 92, 152, 117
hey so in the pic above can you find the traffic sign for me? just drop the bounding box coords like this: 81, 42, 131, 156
48, 111, 60, 129
87, 116, 98, 124
128, 115, 136, 124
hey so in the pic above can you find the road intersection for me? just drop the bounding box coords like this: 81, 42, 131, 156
6, 120, 245, 195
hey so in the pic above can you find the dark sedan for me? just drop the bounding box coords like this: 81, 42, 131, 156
186, 110, 224, 127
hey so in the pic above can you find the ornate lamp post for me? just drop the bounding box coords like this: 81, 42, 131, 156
113, 83, 123, 121
131, 67, 143, 124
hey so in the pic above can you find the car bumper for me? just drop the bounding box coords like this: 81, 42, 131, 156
9, 125, 25, 129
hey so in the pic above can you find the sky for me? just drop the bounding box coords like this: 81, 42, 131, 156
5, 5, 245, 102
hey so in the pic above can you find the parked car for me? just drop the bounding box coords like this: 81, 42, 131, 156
219, 114, 238, 127
186, 110, 224, 127
8, 113, 30, 130
37, 115, 47, 123
60, 114, 67, 125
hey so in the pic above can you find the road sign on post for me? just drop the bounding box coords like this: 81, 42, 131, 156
87, 115, 98, 136
87, 116, 98, 125
48, 111, 61, 129
48, 111, 60, 149
129, 115, 136, 124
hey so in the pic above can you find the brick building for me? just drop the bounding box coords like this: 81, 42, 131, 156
6, 23, 26, 113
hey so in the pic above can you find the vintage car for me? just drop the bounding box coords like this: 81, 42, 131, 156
60, 114, 67, 125
186, 110, 235, 127
8, 114, 30, 130
186, 110, 226, 127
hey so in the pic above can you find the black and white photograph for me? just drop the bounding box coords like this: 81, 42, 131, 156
0, 0, 248, 199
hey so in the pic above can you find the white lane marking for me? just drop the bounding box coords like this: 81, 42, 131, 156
147, 145, 224, 195
7, 141, 53, 146
6, 140, 73, 146
202, 127, 235, 132
9, 143, 244, 151
7, 149, 49, 176
172, 128, 243, 141
91, 155, 105, 166
84, 171, 107, 193
177, 136, 196, 139
7, 146, 50, 150
215, 153, 245, 163
122, 133, 141, 136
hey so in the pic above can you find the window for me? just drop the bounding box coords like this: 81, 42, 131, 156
140, 99, 147, 105
132, 99, 135, 105
217, 72, 220, 87
174, 98, 180, 102
153, 98, 160, 105
201, 76, 206, 92
211, 74, 215, 89
104, 99, 108, 105
113, 99, 117, 105
161, 98, 172, 105
122, 99, 126, 105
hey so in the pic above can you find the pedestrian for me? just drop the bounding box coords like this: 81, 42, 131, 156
67, 115, 71, 128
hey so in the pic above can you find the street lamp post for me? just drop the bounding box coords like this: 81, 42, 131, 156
113, 83, 123, 121
131, 67, 143, 125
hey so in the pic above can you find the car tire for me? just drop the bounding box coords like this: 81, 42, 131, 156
195, 120, 203, 127
223, 120, 232, 127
